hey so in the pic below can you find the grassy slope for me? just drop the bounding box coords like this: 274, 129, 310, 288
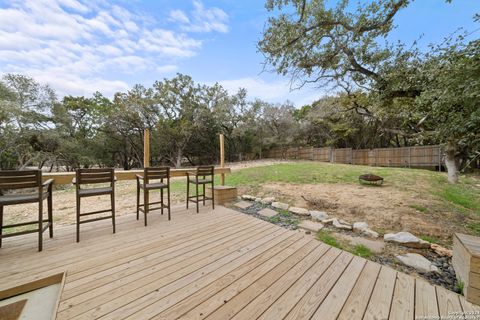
203, 162, 480, 233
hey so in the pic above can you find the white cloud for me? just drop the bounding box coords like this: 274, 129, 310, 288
156, 65, 178, 73
169, 0, 229, 33
169, 10, 190, 24
0, 0, 229, 97
217, 77, 326, 107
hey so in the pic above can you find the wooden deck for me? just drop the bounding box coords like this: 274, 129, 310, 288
0, 205, 478, 320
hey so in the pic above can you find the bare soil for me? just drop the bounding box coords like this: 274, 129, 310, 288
238, 182, 461, 243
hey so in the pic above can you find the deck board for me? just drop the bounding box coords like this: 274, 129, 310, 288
0, 204, 475, 319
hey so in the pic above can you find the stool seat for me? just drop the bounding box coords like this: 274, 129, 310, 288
78, 187, 113, 197
0, 192, 49, 205
188, 178, 212, 184
139, 182, 168, 190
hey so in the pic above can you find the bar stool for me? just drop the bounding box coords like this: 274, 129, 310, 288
0, 170, 53, 251
74, 168, 115, 242
136, 166, 170, 226
186, 166, 215, 213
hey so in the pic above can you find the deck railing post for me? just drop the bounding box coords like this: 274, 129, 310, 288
143, 129, 150, 168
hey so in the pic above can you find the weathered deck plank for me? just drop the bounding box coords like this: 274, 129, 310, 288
0, 205, 475, 319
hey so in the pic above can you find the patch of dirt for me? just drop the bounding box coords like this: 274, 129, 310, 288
240, 182, 459, 243
227, 159, 293, 171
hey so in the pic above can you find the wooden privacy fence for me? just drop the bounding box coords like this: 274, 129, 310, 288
264, 145, 443, 168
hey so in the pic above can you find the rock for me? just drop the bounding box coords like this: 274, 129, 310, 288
430, 243, 453, 257
241, 194, 256, 201
362, 228, 379, 238
321, 218, 337, 225
353, 222, 369, 232
298, 221, 324, 233
396, 253, 439, 273
289, 207, 310, 216
255, 198, 262, 202
260, 197, 275, 205
258, 208, 277, 218
384, 232, 430, 249
353, 222, 378, 238
337, 234, 385, 254
310, 211, 329, 222
272, 202, 289, 210
234, 201, 253, 210
333, 218, 352, 230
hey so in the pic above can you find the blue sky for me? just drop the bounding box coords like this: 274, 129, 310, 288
0, 0, 478, 106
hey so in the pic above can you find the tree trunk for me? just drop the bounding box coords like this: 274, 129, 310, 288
444, 140, 459, 183
175, 149, 182, 168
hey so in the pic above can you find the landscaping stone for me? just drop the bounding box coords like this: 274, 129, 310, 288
234, 201, 254, 210
353, 222, 379, 238
298, 221, 324, 233
272, 202, 289, 210
337, 234, 385, 254
362, 228, 379, 238
333, 218, 352, 230
258, 208, 277, 218
353, 222, 369, 231
396, 253, 439, 273
260, 197, 275, 205
241, 194, 256, 201
310, 211, 329, 222
321, 218, 337, 225
384, 232, 430, 249
430, 243, 453, 257
289, 207, 310, 216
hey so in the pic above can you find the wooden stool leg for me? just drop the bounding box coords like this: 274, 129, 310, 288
111, 192, 116, 234
203, 184, 206, 206
48, 192, 53, 238
144, 190, 149, 226
76, 196, 81, 243
0, 205, 3, 248
167, 185, 171, 221
161, 188, 164, 215
136, 180, 140, 220
196, 183, 199, 214
186, 180, 189, 209
38, 199, 43, 252
211, 181, 215, 210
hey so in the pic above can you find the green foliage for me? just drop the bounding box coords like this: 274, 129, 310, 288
268, 216, 281, 223
259, 0, 480, 178
455, 279, 464, 295
317, 230, 342, 249
350, 244, 373, 258
466, 222, 480, 237
439, 185, 480, 213
419, 235, 440, 244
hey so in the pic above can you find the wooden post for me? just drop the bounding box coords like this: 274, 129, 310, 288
220, 133, 225, 186
143, 129, 150, 168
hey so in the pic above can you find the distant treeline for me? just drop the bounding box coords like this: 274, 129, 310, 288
0, 72, 477, 174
